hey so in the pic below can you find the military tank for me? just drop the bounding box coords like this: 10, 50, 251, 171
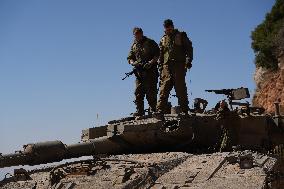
0, 87, 284, 189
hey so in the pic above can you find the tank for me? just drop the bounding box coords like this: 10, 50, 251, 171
1, 87, 284, 188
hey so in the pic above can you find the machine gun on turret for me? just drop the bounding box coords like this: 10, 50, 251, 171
205, 87, 250, 108
205, 87, 264, 115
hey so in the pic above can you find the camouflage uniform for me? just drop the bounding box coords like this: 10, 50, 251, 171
157, 29, 193, 114
127, 36, 160, 115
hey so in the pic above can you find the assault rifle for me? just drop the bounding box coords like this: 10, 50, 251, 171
122, 63, 145, 80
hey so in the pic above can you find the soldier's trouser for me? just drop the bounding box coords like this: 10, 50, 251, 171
135, 69, 158, 115
157, 62, 189, 113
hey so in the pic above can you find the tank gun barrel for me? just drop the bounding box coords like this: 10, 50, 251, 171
0, 138, 122, 168
0, 118, 196, 168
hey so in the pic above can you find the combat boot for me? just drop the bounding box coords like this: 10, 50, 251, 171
132, 110, 145, 120
152, 112, 165, 121
132, 112, 142, 116
178, 111, 190, 119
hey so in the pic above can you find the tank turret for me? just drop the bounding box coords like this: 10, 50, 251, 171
1, 87, 284, 169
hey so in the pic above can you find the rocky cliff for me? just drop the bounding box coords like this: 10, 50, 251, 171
253, 53, 284, 114
251, 0, 284, 114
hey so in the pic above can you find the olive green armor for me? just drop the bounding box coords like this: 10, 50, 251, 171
157, 29, 193, 114
127, 36, 160, 116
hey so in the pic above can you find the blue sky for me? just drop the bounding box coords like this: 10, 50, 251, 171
0, 0, 275, 157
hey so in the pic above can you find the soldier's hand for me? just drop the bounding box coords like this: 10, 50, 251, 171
185, 62, 192, 69
131, 61, 141, 68
185, 57, 192, 69
143, 62, 153, 70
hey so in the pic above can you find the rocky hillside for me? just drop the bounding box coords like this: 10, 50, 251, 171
251, 0, 284, 114
253, 54, 284, 113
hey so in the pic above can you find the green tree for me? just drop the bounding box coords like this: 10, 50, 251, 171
251, 0, 284, 70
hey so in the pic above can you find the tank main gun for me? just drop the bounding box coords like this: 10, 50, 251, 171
0, 117, 195, 168
0, 138, 124, 168
0, 141, 95, 168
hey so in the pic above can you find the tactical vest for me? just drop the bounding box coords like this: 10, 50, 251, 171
132, 37, 155, 63
160, 29, 187, 63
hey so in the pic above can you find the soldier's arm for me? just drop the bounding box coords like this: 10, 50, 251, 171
127, 45, 136, 64
182, 32, 193, 63
158, 39, 164, 65
149, 40, 160, 64
157, 40, 164, 73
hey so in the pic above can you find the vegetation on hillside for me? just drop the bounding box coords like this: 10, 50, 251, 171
251, 0, 284, 70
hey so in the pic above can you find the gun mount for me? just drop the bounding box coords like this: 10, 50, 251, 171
205, 87, 265, 115
205, 87, 250, 100
206, 87, 250, 108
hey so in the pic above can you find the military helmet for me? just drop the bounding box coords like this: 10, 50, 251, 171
133, 27, 143, 34
163, 19, 174, 27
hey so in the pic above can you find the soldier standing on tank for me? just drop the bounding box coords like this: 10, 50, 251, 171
127, 27, 160, 118
155, 19, 193, 119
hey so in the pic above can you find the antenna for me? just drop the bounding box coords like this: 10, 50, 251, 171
94, 113, 99, 128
